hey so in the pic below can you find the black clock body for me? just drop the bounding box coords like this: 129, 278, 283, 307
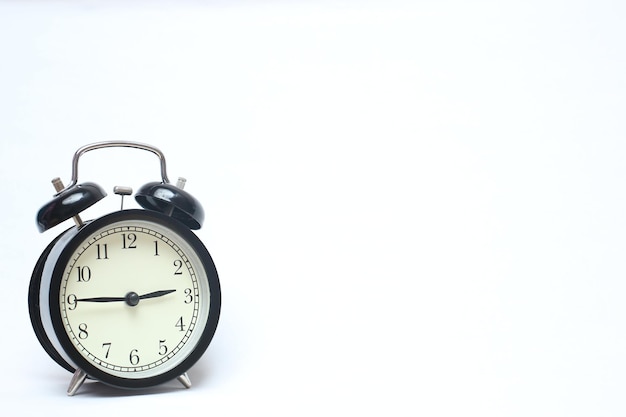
29, 209, 221, 389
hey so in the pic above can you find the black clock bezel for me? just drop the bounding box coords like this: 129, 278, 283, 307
47, 209, 221, 389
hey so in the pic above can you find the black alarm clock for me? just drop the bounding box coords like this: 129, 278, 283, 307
28, 141, 221, 395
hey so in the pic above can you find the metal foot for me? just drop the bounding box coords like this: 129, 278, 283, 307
67, 368, 87, 396
177, 373, 192, 389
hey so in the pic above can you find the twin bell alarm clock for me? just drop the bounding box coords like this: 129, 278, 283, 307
28, 141, 221, 396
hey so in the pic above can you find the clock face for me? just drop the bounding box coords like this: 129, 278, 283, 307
48, 210, 220, 388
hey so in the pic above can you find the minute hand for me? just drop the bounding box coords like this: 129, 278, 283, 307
75, 296, 126, 303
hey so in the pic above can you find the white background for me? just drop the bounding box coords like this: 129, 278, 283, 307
1, 0, 626, 415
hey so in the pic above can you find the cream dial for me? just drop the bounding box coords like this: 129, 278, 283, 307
58, 219, 210, 379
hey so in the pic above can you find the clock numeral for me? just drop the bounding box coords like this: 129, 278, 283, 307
159, 340, 168, 356
184, 288, 193, 304
175, 316, 186, 332
67, 294, 78, 310
122, 233, 137, 249
78, 323, 88, 339
76, 266, 91, 282
154, 241, 159, 256
173, 260, 183, 275
102, 342, 112, 359
96, 243, 109, 260
129, 349, 140, 365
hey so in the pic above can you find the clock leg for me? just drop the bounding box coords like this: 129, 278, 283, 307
177, 373, 192, 389
67, 368, 87, 396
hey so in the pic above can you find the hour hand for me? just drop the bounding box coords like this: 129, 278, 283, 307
139, 289, 177, 300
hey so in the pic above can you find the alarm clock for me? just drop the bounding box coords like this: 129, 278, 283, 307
28, 141, 221, 396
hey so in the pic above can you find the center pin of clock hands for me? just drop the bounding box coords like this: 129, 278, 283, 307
76, 289, 177, 307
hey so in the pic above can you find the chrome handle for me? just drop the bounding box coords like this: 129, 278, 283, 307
57, 141, 170, 193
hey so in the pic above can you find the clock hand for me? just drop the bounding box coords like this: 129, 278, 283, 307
75, 296, 126, 302
76, 290, 176, 306
139, 289, 177, 300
